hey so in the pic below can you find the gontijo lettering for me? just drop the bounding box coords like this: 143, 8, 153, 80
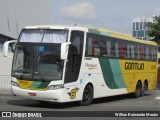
125, 62, 144, 70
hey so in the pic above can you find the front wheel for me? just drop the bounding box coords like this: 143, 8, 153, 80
79, 85, 93, 106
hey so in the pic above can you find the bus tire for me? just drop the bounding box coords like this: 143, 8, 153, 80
79, 84, 93, 106
142, 81, 148, 96
133, 81, 142, 98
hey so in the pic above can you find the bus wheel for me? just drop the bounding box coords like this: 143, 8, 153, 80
133, 81, 142, 98
142, 81, 148, 96
79, 85, 93, 106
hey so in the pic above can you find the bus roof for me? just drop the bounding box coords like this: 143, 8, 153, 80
23, 25, 157, 46
24, 25, 88, 31
89, 28, 157, 46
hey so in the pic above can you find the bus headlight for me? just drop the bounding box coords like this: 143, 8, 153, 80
11, 81, 19, 87
47, 84, 64, 90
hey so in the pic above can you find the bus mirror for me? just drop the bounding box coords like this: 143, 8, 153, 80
11, 42, 16, 52
61, 42, 71, 60
3, 40, 17, 57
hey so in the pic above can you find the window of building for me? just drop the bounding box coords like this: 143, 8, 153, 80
133, 31, 137, 37
143, 22, 147, 30
137, 30, 145, 37
140, 22, 143, 30
136, 22, 139, 30
133, 22, 135, 30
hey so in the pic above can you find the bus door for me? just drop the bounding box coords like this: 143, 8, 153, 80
64, 31, 84, 85
64, 31, 84, 100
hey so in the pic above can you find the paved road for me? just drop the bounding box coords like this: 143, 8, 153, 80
0, 90, 160, 119
0, 90, 160, 111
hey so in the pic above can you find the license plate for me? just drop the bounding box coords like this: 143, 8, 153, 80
28, 92, 36, 96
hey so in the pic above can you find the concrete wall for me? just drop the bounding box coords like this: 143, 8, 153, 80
0, 0, 53, 39
0, 52, 13, 92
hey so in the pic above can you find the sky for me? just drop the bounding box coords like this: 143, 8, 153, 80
1, 0, 160, 38
51, 0, 160, 35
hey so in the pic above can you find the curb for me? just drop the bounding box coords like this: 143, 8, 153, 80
0, 89, 12, 96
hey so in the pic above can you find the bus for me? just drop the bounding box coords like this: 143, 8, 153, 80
3, 25, 158, 105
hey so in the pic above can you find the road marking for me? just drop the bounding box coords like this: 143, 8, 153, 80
155, 97, 160, 100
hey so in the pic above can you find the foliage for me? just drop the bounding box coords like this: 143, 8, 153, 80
146, 16, 160, 43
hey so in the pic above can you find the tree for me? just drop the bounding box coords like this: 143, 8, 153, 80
146, 16, 160, 43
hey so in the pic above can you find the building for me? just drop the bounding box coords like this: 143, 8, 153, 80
0, 0, 53, 55
0, 0, 52, 91
132, 17, 155, 40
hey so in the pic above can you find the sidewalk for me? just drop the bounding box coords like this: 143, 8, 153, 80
0, 88, 12, 96
0, 75, 12, 96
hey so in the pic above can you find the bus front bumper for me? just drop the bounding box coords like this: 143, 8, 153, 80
11, 86, 64, 103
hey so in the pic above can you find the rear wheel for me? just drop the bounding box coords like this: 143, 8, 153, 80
133, 81, 142, 98
142, 81, 148, 96
79, 85, 93, 106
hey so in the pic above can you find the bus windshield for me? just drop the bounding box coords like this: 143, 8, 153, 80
19, 29, 68, 43
12, 43, 64, 81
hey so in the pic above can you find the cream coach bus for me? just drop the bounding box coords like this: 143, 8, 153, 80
3, 25, 158, 105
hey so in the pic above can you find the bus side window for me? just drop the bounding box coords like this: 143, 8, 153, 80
85, 34, 101, 57
101, 38, 108, 57
131, 44, 135, 59
110, 41, 115, 58
126, 44, 131, 59
106, 41, 111, 57
149, 48, 152, 61
93, 38, 101, 57
70, 31, 84, 54
153, 48, 157, 61
139, 46, 144, 60
115, 41, 119, 58
85, 37, 93, 56
135, 46, 139, 60
145, 47, 149, 60
119, 42, 126, 59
